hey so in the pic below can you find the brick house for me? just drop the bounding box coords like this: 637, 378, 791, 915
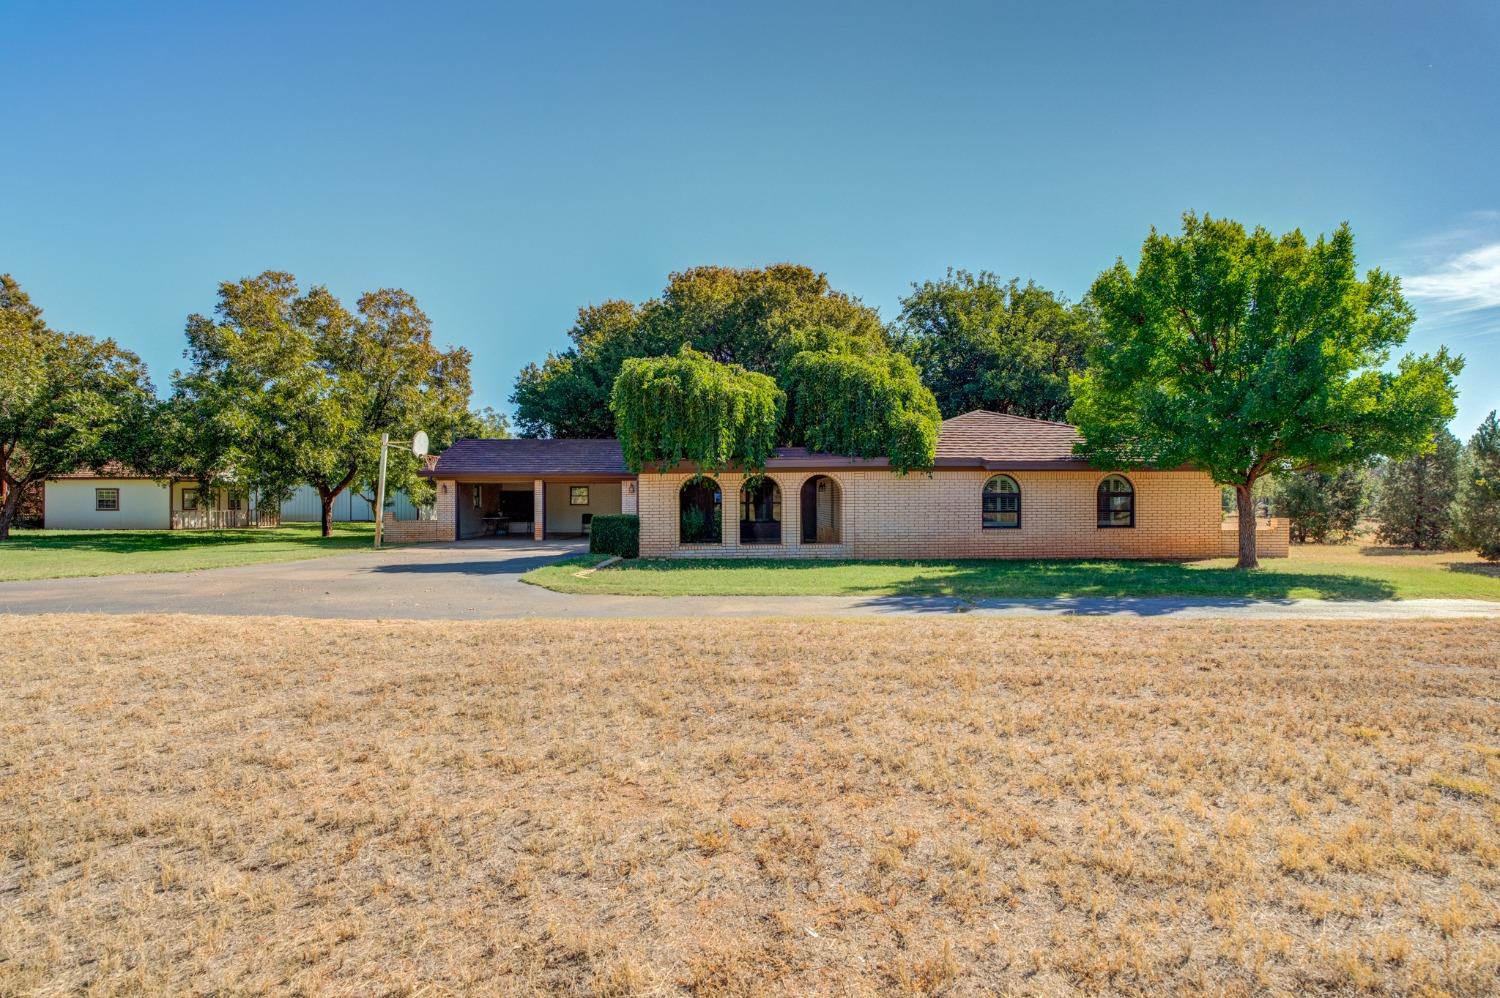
404, 410, 1288, 558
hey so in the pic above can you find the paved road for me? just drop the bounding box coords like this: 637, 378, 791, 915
2, 540, 1498, 620
8, 540, 1500, 618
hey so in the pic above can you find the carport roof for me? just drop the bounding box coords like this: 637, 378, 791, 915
422, 438, 631, 478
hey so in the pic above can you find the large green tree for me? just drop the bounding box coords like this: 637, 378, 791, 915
782, 349, 941, 474
610, 347, 783, 474
512, 300, 641, 439
895, 270, 1095, 421
1071, 214, 1462, 568
172, 272, 474, 536
1454, 411, 1500, 560
1372, 425, 1461, 549
0, 275, 158, 540
513, 265, 888, 438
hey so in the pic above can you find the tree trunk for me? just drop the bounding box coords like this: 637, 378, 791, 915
1234, 483, 1259, 570
315, 468, 360, 540
0, 481, 22, 542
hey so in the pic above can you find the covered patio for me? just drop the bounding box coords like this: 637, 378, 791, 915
454, 478, 626, 540
416, 438, 635, 542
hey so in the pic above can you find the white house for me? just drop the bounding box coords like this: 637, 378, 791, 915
42, 466, 418, 530
43, 464, 251, 530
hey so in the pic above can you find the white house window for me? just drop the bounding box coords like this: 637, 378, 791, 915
95, 488, 120, 511
570, 486, 589, 505
181, 488, 199, 511
228, 494, 242, 512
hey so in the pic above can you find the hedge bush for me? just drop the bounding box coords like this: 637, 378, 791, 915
589, 514, 640, 558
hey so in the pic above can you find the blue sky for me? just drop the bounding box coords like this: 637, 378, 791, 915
4, 0, 1497, 433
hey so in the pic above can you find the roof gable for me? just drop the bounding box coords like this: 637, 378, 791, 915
934, 410, 1085, 464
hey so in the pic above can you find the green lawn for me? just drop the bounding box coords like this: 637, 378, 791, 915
522, 544, 1500, 601
0, 523, 376, 581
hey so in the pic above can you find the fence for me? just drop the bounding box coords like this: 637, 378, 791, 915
171, 508, 281, 530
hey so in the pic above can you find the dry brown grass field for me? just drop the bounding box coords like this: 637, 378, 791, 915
2, 614, 1498, 996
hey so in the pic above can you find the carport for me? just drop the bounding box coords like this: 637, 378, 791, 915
419, 438, 636, 541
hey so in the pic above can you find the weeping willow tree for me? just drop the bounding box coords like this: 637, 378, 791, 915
611, 346, 784, 474
782, 349, 941, 474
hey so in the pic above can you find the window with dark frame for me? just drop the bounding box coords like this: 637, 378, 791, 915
228, 494, 242, 512
982, 475, 1021, 529
569, 486, 589, 506
95, 488, 119, 512
1097, 475, 1135, 528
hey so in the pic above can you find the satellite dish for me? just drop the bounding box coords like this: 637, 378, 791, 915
411, 430, 429, 457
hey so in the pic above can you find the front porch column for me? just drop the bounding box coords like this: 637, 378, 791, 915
720, 473, 742, 552
533, 479, 545, 540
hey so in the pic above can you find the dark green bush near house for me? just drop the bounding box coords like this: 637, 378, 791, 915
589, 514, 640, 558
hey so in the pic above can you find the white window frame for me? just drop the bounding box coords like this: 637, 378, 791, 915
95, 488, 120, 512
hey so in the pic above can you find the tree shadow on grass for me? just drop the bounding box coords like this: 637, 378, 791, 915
8, 524, 368, 555
1357, 545, 1446, 557
595, 557, 1399, 602
1447, 561, 1500, 579
838, 560, 1397, 601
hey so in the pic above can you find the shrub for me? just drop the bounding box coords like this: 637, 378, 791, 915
589, 514, 639, 559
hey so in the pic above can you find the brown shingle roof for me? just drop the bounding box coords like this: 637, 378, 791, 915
933, 410, 1086, 465
758, 411, 1088, 470
422, 412, 1094, 477
423, 438, 631, 478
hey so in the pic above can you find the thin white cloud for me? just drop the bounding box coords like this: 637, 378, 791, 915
1404, 242, 1500, 311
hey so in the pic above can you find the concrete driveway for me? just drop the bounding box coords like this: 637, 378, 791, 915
3, 539, 1499, 620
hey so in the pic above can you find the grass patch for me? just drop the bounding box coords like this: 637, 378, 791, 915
0, 522, 376, 581
1, 614, 1497, 993
522, 543, 1500, 601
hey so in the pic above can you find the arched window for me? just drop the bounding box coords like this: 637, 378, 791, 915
982, 475, 1021, 529
800, 475, 842, 544
1097, 475, 1134, 528
739, 477, 782, 544
679, 478, 722, 543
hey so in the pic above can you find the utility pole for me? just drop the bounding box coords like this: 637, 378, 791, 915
373, 430, 428, 550
374, 432, 390, 549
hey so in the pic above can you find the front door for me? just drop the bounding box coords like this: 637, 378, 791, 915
801, 480, 817, 543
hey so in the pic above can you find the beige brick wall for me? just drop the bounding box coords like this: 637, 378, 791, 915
382, 478, 458, 544
1217, 517, 1291, 558
638, 469, 1289, 560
